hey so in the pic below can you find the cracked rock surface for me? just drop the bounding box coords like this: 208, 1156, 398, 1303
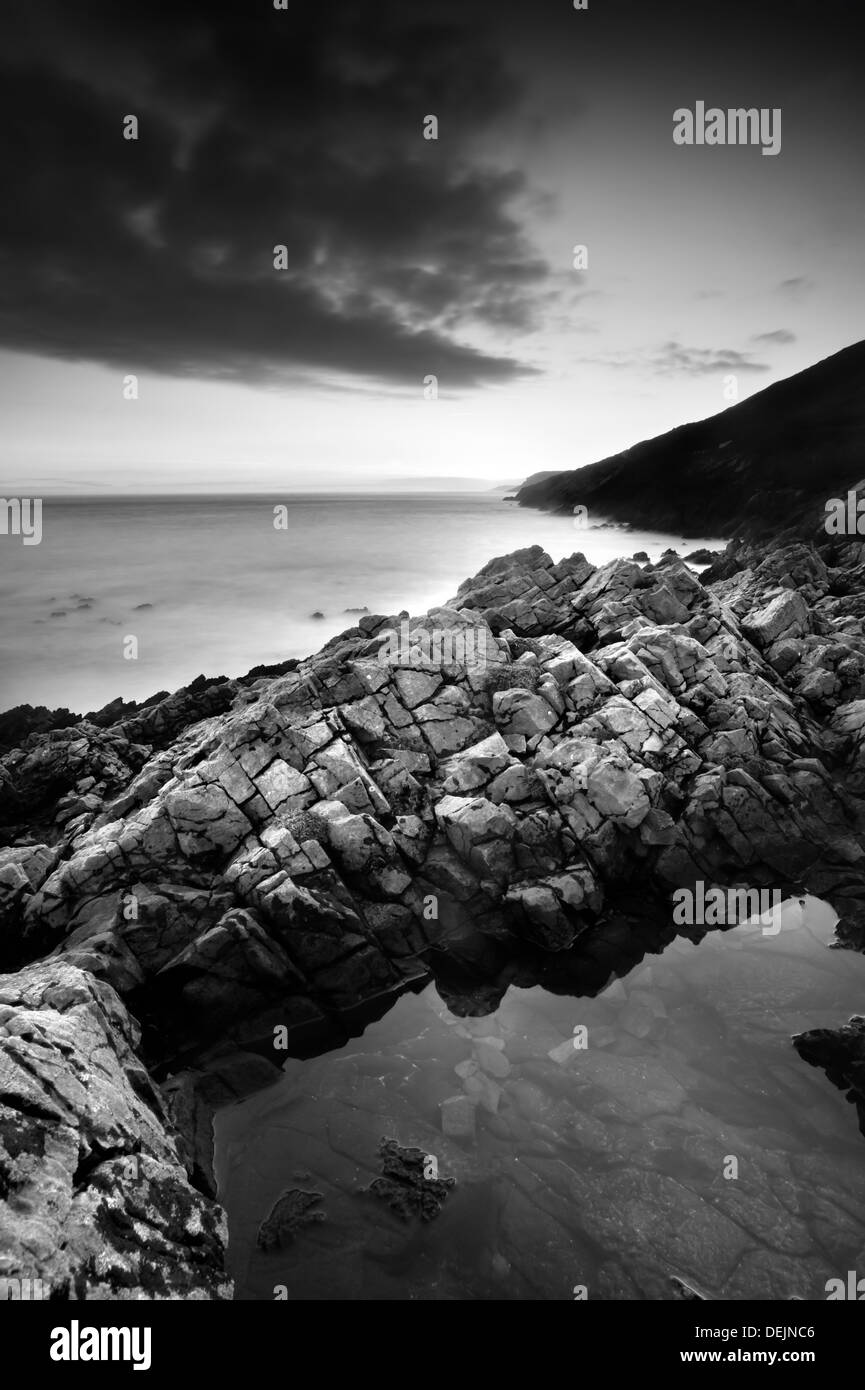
3, 534, 865, 1295
0, 960, 230, 1299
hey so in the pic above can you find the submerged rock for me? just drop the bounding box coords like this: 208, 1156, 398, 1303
441, 1095, 477, 1139
257, 1188, 325, 1249
361, 1138, 455, 1221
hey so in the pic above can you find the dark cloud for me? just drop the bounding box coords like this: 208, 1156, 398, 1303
0, 0, 549, 388
751, 329, 796, 345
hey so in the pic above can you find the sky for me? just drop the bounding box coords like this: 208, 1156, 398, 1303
0, 0, 863, 494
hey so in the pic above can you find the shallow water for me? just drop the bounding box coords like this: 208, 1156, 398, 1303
213, 899, 865, 1301
0, 492, 724, 713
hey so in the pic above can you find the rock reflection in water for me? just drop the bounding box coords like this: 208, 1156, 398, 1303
214, 899, 865, 1300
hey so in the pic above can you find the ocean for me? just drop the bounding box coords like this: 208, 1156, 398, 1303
0, 493, 725, 715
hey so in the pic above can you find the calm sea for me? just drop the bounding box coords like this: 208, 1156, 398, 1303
0, 493, 725, 714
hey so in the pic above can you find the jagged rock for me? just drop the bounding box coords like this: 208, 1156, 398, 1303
742, 590, 810, 647
505, 865, 602, 951
450, 547, 595, 635
492, 687, 559, 738
0, 960, 230, 1299
5, 533, 865, 1294
393, 669, 442, 709
792, 1016, 865, 1137
683, 549, 720, 566
435, 795, 517, 886
440, 732, 514, 794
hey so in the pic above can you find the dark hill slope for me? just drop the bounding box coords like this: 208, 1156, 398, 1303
516, 339, 865, 538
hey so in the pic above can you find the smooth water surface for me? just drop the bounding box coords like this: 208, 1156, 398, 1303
0, 493, 724, 712
214, 900, 865, 1301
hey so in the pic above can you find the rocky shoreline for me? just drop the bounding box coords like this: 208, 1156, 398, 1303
3, 531, 865, 1298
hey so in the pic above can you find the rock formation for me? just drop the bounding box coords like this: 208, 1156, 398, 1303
0, 960, 230, 1299
3, 531, 865, 1296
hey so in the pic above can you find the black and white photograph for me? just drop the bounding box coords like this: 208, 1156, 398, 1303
1, 0, 865, 1351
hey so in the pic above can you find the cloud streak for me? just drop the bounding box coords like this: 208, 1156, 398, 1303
580, 342, 770, 376
751, 329, 796, 345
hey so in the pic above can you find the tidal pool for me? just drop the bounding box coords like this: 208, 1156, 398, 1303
213, 899, 865, 1300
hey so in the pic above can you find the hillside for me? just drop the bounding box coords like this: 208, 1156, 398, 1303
516, 340, 865, 538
